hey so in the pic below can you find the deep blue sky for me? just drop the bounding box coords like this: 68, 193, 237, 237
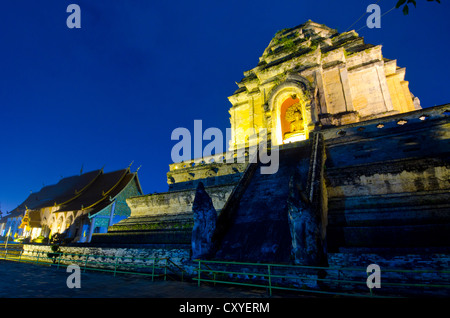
0, 0, 449, 213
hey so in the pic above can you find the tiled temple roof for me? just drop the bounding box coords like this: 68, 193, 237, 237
1, 167, 140, 223
2, 169, 102, 220
55, 169, 130, 213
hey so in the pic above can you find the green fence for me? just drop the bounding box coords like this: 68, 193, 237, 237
0, 246, 186, 282
1, 244, 449, 298
194, 259, 450, 298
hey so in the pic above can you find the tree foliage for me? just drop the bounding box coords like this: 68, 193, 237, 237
396, 0, 441, 15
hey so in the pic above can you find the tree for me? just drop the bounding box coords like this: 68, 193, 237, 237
396, 0, 441, 15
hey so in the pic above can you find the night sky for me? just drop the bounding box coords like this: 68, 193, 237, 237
0, 0, 449, 213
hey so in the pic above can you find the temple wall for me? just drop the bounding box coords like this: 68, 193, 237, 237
322, 66, 348, 114
126, 184, 236, 218
21, 243, 194, 273
168, 162, 246, 187
322, 104, 450, 251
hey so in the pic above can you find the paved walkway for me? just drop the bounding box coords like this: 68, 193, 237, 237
0, 260, 435, 317
0, 259, 278, 298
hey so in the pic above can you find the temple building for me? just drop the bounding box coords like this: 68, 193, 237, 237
0, 166, 143, 243
5, 20, 448, 273
91, 20, 449, 265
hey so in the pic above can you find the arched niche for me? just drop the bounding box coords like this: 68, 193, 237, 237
56, 215, 64, 233
65, 214, 74, 230
268, 80, 312, 146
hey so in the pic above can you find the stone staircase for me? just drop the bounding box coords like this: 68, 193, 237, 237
92, 214, 194, 245
213, 144, 313, 263
91, 183, 237, 245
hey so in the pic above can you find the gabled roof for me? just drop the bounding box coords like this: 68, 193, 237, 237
55, 168, 130, 213
0, 167, 143, 223
86, 172, 142, 218
1, 169, 102, 220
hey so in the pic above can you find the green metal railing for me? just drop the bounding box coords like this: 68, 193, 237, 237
194, 259, 450, 298
1, 245, 449, 298
0, 246, 187, 282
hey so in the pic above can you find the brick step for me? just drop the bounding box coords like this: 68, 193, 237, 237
327, 190, 450, 226
326, 223, 450, 251
328, 206, 450, 227
91, 229, 192, 245
328, 190, 450, 208
108, 214, 193, 233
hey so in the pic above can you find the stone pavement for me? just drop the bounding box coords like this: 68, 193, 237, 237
0, 259, 277, 298
0, 260, 434, 316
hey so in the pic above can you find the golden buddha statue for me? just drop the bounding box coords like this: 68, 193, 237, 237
289, 111, 303, 133
283, 104, 305, 143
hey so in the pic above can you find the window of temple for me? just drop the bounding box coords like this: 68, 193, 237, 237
56, 215, 64, 233
65, 215, 73, 237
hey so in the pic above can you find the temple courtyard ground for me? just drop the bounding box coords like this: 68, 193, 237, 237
0, 259, 438, 316
0, 259, 275, 298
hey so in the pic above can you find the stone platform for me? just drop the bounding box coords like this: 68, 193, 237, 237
91, 104, 450, 267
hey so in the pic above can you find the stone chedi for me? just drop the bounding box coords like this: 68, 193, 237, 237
228, 20, 420, 149
92, 21, 449, 267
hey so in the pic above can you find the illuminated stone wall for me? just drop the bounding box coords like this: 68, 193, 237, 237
164, 20, 421, 192
167, 161, 246, 191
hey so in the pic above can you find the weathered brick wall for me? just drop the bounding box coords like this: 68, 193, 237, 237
322, 105, 450, 251
22, 243, 196, 274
